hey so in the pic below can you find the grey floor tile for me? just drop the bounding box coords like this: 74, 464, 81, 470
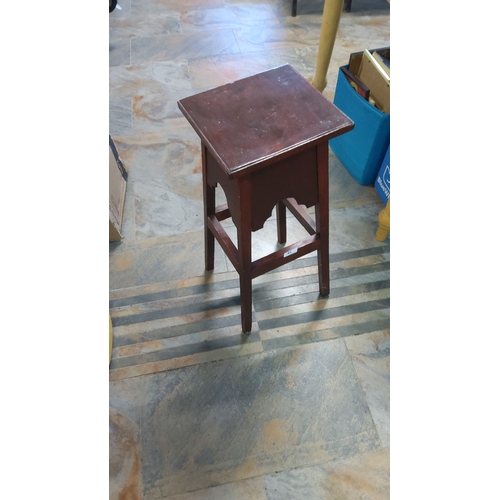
110, 97, 132, 136
180, 4, 280, 32
132, 173, 205, 239
164, 476, 268, 499
329, 203, 388, 254
187, 49, 309, 90
345, 330, 390, 446
264, 446, 390, 499
109, 11, 181, 39
131, 30, 240, 65
109, 37, 130, 67
132, 0, 225, 16
233, 22, 322, 53
109, 376, 146, 500
138, 339, 381, 498
109, 60, 191, 99
109, 228, 229, 289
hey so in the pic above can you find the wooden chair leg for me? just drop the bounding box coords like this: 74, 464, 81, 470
238, 178, 253, 333
292, 0, 297, 17
277, 201, 287, 244
202, 144, 215, 270
315, 143, 330, 296
375, 197, 390, 242
310, 0, 344, 92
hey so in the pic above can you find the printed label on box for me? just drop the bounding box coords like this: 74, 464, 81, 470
376, 165, 390, 199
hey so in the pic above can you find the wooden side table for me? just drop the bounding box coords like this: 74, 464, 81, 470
178, 65, 354, 333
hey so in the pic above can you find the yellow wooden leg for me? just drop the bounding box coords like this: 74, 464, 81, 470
310, 0, 344, 93
375, 197, 390, 241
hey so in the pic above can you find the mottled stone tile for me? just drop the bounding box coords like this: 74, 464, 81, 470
110, 341, 263, 382
110, 120, 201, 183
256, 288, 390, 332
109, 245, 389, 380
110, 37, 130, 67
109, 11, 181, 39
233, 21, 322, 53
345, 330, 390, 446
329, 203, 388, 253
328, 150, 382, 210
133, 174, 204, 239
109, 60, 191, 99
109, 229, 229, 289
109, 266, 240, 302
132, 91, 205, 130
131, 30, 240, 65
139, 339, 381, 498
264, 446, 390, 500
187, 49, 308, 89
109, 376, 146, 500
132, 0, 225, 15
166, 476, 268, 500
260, 309, 390, 344
110, 97, 132, 136
180, 5, 280, 32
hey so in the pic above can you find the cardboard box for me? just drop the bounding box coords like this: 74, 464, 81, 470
349, 47, 390, 76
329, 66, 390, 185
358, 51, 390, 113
348, 47, 390, 114
375, 145, 390, 205
109, 136, 128, 242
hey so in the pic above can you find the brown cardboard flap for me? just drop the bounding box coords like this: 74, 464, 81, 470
358, 51, 390, 113
109, 135, 128, 179
109, 138, 127, 242
109, 219, 123, 242
349, 47, 390, 77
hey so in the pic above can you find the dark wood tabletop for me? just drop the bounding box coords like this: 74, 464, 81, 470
178, 64, 354, 178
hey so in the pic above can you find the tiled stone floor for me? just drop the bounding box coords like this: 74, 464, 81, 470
110, 0, 390, 498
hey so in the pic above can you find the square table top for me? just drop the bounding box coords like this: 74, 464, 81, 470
178, 64, 354, 178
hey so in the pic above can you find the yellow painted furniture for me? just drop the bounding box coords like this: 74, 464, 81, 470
310, 0, 344, 93
375, 197, 390, 241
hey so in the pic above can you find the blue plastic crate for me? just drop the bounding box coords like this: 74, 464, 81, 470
329, 66, 390, 185
375, 145, 390, 205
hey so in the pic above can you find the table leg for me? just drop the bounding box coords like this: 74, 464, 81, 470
315, 142, 330, 296
238, 177, 253, 333
277, 201, 287, 244
375, 197, 390, 242
292, 0, 297, 16
310, 0, 344, 93
202, 143, 215, 270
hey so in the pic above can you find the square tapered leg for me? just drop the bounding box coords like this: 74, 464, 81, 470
202, 144, 215, 271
